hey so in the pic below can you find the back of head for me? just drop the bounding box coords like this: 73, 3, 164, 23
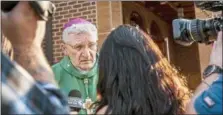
97, 25, 190, 115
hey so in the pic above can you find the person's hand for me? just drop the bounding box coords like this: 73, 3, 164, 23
1, 1, 46, 48
209, 31, 222, 68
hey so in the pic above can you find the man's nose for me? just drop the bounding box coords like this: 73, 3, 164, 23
82, 48, 91, 59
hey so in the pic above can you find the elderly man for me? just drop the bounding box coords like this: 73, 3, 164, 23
52, 18, 98, 114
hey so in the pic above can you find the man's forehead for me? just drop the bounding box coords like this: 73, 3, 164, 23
67, 33, 97, 44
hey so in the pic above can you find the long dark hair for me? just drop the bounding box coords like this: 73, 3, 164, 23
96, 25, 191, 115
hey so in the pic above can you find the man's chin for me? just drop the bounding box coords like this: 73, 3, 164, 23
79, 65, 93, 71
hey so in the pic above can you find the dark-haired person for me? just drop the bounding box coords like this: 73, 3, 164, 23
185, 31, 222, 114
95, 25, 191, 115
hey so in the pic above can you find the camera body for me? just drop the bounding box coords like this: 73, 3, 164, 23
172, 1, 223, 46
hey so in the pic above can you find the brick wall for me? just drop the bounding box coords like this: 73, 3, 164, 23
51, 1, 97, 64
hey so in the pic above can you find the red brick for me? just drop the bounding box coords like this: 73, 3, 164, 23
73, 4, 82, 9
78, 1, 85, 3
56, 48, 62, 52
82, 11, 91, 15
79, 16, 87, 19
73, 13, 81, 17
60, 10, 68, 15
91, 2, 95, 5
88, 14, 96, 18
53, 20, 59, 24
53, 28, 59, 32
56, 24, 63, 28
55, 53, 61, 57
54, 12, 59, 16
56, 7, 62, 11
53, 48, 62, 52
54, 45, 61, 48
52, 34, 56, 38
59, 2, 67, 7
56, 32, 62, 36
88, 6, 95, 10
60, 27, 64, 32
64, 14, 72, 18
82, 2, 90, 6
52, 1, 61, 4
55, 15, 63, 20
64, 6, 72, 10
68, 1, 77, 4
69, 9, 77, 13
55, 48, 62, 53
57, 40, 62, 44
78, 7, 87, 12
55, 3, 59, 7
52, 25, 56, 30
54, 36, 60, 40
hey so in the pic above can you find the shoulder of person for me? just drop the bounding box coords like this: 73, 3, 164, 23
51, 58, 67, 72
52, 62, 61, 70
96, 106, 110, 114
193, 74, 223, 114
51, 61, 64, 82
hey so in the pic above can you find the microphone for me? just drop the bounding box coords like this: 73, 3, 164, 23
68, 90, 84, 112
68, 90, 95, 114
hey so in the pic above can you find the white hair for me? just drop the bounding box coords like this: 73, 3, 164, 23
62, 23, 98, 43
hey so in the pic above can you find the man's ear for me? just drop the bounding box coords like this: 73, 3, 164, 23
62, 42, 68, 55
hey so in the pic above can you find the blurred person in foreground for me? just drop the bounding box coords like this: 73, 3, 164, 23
52, 18, 98, 114
185, 31, 222, 114
94, 25, 191, 115
1, 1, 69, 114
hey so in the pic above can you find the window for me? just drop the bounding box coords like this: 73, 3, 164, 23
150, 21, 166, 57
130, 11, 146, 32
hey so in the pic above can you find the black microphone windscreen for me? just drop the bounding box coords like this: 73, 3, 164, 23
68, 90, 83, 112
68, 90, 81, 98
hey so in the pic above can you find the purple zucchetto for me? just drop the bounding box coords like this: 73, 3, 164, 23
63, 18, 92, 30
62, 18, 98, 42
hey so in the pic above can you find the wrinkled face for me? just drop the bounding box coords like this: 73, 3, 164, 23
63, 32, 97, 71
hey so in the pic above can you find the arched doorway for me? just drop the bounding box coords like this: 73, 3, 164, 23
129, 11, 146, 32
150, 21, 166, 57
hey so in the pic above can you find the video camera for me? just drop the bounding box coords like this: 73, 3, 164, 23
172, 1, 223, 46
1, 1, 56, 21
